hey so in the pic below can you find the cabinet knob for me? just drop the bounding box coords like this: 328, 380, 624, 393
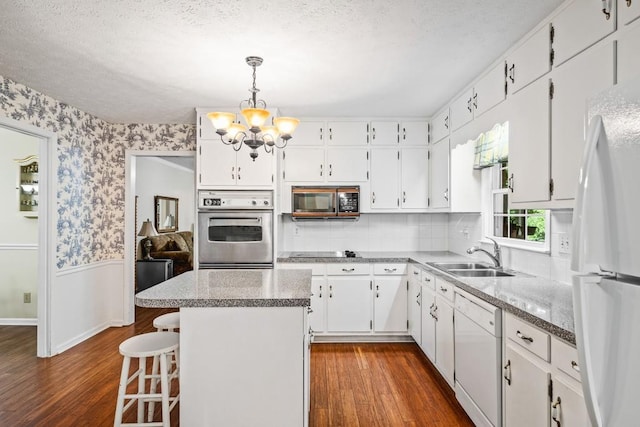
570, 360, 580, 373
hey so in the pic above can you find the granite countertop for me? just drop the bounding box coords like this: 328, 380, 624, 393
278, 251, 576, 344
135, 269, 312, 308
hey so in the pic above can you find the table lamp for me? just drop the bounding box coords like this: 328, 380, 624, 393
138, 218, 158, 260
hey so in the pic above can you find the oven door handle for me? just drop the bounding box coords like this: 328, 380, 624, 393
209, 218, 263, 226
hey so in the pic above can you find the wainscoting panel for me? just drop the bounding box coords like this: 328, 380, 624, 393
0, 244, 38, 320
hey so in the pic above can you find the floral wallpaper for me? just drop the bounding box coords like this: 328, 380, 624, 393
0, 75, 196, 268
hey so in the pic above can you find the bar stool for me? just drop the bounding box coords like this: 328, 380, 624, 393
148, 312, 180, 421
153, 312, 180, 332
114, 332, 180, 427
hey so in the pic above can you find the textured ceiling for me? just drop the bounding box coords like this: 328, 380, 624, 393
0, 0, 564, 124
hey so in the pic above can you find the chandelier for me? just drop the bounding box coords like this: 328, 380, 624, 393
207, 56, 300, 161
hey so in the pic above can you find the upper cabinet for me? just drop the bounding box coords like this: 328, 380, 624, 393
429, 138, 450, 209
619, 0, 640, 25
401, 122, 429, 145
430, 108, 450, 143
370, 121, 429, 145
327, 121, 369, 145
450, 62, 507, 131
290, 121, 325, 146
552, 0, 616, 67
370, 121, 399, 145
198, 141, 275, 188
449, 140, 481, 213
506, 24, 552, 95
617, 21, 640, 85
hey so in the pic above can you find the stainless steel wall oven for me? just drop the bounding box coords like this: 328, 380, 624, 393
198, 190, 273, 269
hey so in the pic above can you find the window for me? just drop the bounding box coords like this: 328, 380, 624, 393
489, 162, 550, 251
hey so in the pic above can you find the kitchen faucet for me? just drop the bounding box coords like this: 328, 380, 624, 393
467, 237, 502, 269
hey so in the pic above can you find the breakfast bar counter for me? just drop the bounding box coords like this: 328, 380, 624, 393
135, 268, 312, 427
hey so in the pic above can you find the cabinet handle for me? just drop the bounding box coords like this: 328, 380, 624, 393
440, 286, 448, 293
372, 127, 376, 140
319, 127, 323, 140
602, 0, 611, 20
329, 164, 332, 176
504, 360, 511, 385
467, 97, 472, 113
372, 192, 376, 204
237, 166, 241, 180
318, 285, 322, 299
423, 277, 431, 282
413, 271, 419, 275
416, 292, 421, 306
509, 64, 515, 83
403, 127, 406, 140
402, 191, 406, 203
473, 93, 478, 109
516, 330, 534, 343
445, 116, 449, 129
320, 164, 323, 177
570, 360, 580, 373
627, 0, 632, 6
231, 166, 235, 180
432, 306, 438, 321
444, 188, 449, 201
329, 128, 333, 140
384, 268, 397, 273
508, 174, 514, 192
308, 307, 314, 314
342, 268, 355, 272
376, 292, 379, 298
552, 396, 562, 426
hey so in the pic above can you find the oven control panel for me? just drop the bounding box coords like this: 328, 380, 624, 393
198, 190, 273, 210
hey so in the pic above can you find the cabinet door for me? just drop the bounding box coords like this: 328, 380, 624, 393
450, 140, 481, 212
310, 277, 327, 333
552, 0, 616, 67
617, 22, 640, 85
619, 0, 640, 25
374, 277, 408, 332
408, 274, 422, 345
431, 108, 450, 143
236, 149, 274, 187
370, 148, 400, 209
450, 88, 475, 131
327, 121, 369, 146
401, 121, 429, 146
420, 285, 436, 362
434, 295, 455, 386
326, 278, 372, 332
326, 148, 369, 182
507, 24, 552, 94
291, 120, 325, 146
197, 111, 219, 140
474, 61, 507, 117
199, 141, 237, 186
509, 77, 551, 204
551, 42, 615, 201
505, 345, 551, 427
400, 147, 429, 209
370, 121, 399, 145
430, 138, 450, 209
551, 376, 591, 427
282, 148, 325, 182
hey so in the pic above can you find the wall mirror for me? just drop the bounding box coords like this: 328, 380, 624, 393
155, 195, 179, 233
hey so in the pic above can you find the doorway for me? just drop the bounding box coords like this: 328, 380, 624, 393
123, 150, 195, 325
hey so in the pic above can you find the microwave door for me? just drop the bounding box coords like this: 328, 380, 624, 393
292, 189, 337, 217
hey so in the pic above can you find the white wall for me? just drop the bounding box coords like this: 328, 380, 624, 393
280, 213, 449, 252
136, 156, 195, 235
0, 126, 40, 319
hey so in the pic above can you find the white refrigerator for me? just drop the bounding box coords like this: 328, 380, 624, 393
572, 79, 640, 427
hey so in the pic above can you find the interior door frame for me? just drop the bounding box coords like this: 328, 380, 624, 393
0, 116, 56, 357
123, 150, 195, 325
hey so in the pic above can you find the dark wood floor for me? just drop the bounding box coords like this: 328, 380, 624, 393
0, 307, 472, 426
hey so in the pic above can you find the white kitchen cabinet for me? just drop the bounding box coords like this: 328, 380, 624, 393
552, 0, 616, 67
420, 270, 437, 362
326, 148, 369, 182
291, 120, 325, 146
430, 108, 450, 143
198, 140, 274, 188
327, 121, 369, 146
429, 138, 450, 209
617, 22, 640, 85
326, 277, 372, 333
197, 110, 220, 140
310, 276, 327, 333
408, 265, 422, 345
370, 121, 399, 145
619, 0, 640, 25
507, 24, 552, 94
473, 61, 507, 117
373, 276, 408, 332
551, 41, 615, 202
370, 148, 400, 209
449, 139, 481, 212
504, 344, 551, 427
400, 147, 429, 209
551, 376, 591, 427
282, 148, 325, 182
450, 88, 475, 132
434, 291, 455, 387
508, 77, 551, 205
400, 121, 429, 145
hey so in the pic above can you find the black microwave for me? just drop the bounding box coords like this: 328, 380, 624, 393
291, 186, 359, 218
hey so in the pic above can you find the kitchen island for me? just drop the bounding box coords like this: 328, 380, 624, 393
135, 268, 312, 427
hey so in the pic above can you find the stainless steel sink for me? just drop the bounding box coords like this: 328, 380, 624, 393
446, 269, 514, 277
433, 262, 492, 270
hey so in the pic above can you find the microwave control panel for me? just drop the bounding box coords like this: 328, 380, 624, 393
199, 190, 273, 210
338, 190, 359, 213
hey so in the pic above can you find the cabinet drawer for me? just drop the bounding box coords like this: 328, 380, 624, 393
373, 263, 407, 275
421, 270, 436, 290
552, 337, 582, 382
409, 264, 422, 280
505, 314, 550, 362
435, 278, 455, 303
282, 263, 326, 276
326, 263, 370, 276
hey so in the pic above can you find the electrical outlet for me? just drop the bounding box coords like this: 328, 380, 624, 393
23, 292, 31, 303
559, 233, 570, 254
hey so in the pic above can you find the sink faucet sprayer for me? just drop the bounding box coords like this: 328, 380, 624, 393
467, 237, 502, 269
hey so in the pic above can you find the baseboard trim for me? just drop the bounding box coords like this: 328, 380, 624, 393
54, 319, 121, 355
313, 334, 414, 343
0, 318, 37, 326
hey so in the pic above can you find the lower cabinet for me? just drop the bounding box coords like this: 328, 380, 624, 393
407, 265, 422, 345
434, 288, 455, 387
373, 263, 408, 332
309, 276, 327, 333
420, 279, 437, 362
326, 277, 372, 332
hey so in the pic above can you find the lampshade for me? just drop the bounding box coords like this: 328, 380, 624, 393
227, 122, 247, 142
260, 126, 280, 145
274, 117, 300, 137
137, 219, 158, 237
241, 108, 270, 129
207, 112, 235, 131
